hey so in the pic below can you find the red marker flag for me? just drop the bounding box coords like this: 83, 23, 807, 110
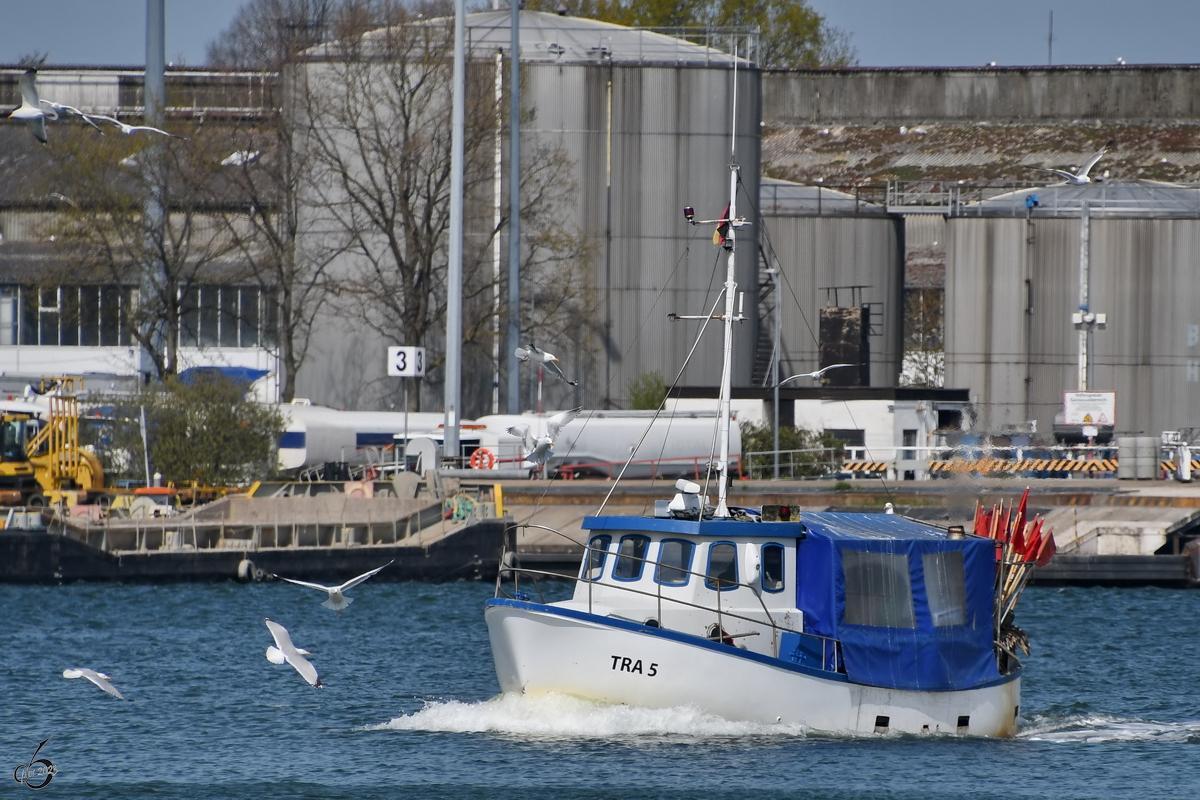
1035, 528, 1057, 567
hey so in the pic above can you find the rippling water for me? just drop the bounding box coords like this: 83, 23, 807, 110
3, 580, 1199, 798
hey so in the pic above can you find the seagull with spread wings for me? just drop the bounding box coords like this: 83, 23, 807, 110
63, 668, 128, 700
40, 99, 104, 132
273, 560, 393, 612
90, 114, 186, 139
9, 69, 52, 144
777, 364, 855, 386
515, 343, 577, 386
264, 619, 321, 688
1039, 140, 1115, 185
507, 406, 583, 465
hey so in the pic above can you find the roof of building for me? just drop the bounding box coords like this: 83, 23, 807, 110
966, 178, 1200, 217
308, 10, 750, 67
760, 176, 887, 216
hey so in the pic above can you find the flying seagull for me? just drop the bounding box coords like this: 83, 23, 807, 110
90, 114, 186, 139
777, 364, 854, 386
273, 560, 393, 612
1040, 140, 1115, 185
62, 668, 128, 700
40, 99, 104, 133
514, 342, 577, 386
507, 406, 583, 465
264, 618, 321, 688
9, 69, 51, 144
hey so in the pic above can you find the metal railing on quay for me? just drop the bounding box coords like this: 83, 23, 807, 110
743, 443, 1138, 480
495, 523, 843, 672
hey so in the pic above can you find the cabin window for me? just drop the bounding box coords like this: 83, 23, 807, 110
705, 542, 739, 591
842, 550, 915, 628
582, 534, 611, 581
922, 551, 967, 627
613, 535, 650, 581
761, 543, 785, 592
655, 539, 694, 586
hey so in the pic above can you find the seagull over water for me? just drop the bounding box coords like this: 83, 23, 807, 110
63, 668, 128, 700
274, 560, 393, 612
264, 618, 321, 688
1040, 140, 1115, 185
515, 342, 578, 386
507, 406, 583, 465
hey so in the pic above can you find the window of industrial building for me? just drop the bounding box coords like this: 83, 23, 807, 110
922, 551, 967, 627
842, 549, 915, 628
613, 535, 649, 581
937, 409, 962, 431
902, 429, 917, 460
824, 429, 865, 448
4, 285, 136, 347
180, 286, 275, 349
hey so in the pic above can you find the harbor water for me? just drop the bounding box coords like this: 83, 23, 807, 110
3, 579, 1199, 799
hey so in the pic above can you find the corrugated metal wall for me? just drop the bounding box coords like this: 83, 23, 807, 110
760, 216, 903, 387
946, 216, 1200, 435
524, 61, 761, 409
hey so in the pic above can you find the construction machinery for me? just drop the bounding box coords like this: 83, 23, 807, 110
0, 377, 105, 506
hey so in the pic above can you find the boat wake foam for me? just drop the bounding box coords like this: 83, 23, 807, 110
368, 692, 809, 739
1019, 714, 1200, 743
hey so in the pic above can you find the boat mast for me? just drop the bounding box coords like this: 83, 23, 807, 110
714, 46, 741, 518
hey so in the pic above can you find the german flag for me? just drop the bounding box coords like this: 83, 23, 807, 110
713, 204, 731, 248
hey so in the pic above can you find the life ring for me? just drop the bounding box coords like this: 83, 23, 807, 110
469, 448, 496, 470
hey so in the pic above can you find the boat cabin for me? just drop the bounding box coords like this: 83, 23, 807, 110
569, 509, 1005, 692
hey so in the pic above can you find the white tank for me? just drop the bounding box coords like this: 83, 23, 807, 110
276, 402, 450, 472
473, 410, 742, 478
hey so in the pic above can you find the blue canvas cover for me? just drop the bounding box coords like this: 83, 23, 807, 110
795, 513, 1000, 691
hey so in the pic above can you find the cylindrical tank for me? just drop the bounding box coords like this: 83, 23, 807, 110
1134, 436, 1159, 480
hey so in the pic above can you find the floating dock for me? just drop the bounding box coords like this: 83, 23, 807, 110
0, 486, 507, 584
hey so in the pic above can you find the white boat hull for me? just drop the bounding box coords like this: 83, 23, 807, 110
486, 600, 1021, 737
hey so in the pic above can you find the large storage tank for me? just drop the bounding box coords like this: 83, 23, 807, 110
945, 180, 1200, 437
295, 12, 761, 414
758, 178, 903, 387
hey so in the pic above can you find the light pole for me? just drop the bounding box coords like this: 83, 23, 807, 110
771, 364, 853, 480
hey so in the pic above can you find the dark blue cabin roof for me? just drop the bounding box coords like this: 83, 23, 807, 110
583, 511, 950, 541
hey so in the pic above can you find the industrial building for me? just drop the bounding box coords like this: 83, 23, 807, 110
2, 47, 1198, 453
294, 11, 761, 415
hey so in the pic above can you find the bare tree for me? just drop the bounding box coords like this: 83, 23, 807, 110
39, 128, 245, 380
299, 5, 594, 412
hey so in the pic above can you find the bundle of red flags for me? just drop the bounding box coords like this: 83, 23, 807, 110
972, 488, 1057, 567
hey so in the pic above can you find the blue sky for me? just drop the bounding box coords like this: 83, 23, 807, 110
1, 0, 1197, 69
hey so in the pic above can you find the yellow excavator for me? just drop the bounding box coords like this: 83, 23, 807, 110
0, 377, 105, 507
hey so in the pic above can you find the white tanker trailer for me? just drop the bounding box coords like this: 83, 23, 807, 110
471, 409, 742, 479
276, 402, 454, 473
276, 404, 741, 480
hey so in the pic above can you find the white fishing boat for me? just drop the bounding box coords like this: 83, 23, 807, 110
485, 48, 1053, 738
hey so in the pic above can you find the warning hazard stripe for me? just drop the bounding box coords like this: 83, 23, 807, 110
928, 459, 1123, 473
1161, 459, 1200, 471
844, 461, 888, 473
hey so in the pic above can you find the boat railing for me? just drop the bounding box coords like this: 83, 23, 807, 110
495, 523, 843, 672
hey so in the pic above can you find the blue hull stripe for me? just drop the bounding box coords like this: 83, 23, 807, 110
486, 598, 1021, 692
